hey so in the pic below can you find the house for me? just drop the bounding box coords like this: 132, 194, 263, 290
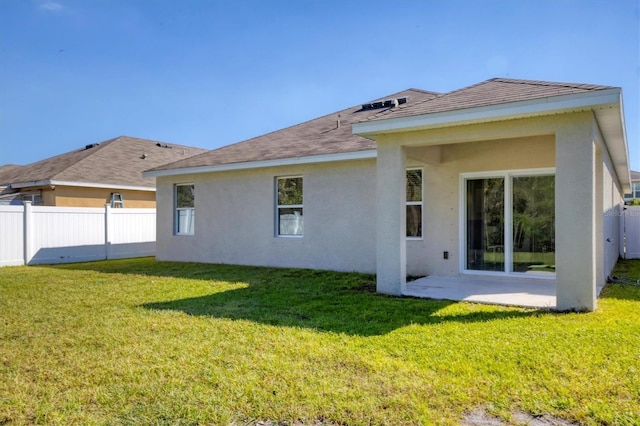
144, 78, 631, 312
0, 136, 207, 208
624, 170, 640, 203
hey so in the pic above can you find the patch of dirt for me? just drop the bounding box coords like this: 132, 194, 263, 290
235, 420, 342, 426
236, 409, 580, 426
461, 408, 578, 425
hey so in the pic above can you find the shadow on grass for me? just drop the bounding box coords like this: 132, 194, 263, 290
51, 258, 547, 336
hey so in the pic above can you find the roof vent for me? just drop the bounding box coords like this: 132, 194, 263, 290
361, 98, 402, 111
84, 143, 99, 150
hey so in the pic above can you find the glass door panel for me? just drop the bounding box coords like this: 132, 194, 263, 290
512, 175, 555, 273
466, 178, 505, 271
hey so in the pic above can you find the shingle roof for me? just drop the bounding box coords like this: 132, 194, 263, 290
147, 89, 440, 172
363, 78, 616, 122
631, 170, 640, 181
0, 136, 208, 188
0, 164, 23, 176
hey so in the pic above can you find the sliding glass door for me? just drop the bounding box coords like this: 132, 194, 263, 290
512, 175, 555, 273
466, 178, 505, 271
464, 171, 555, 275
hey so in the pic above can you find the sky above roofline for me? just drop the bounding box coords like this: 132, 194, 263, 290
0, 0, 638, 171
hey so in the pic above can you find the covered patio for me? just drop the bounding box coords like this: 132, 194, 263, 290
404, 275, 606, 310
353, 84, 629, 312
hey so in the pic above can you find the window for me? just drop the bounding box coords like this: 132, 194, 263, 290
406, 168, 422, 238
634, 183, 640, 199
277, 176, 303, 236
175, 184, 194, 235
21, 193, 42, 206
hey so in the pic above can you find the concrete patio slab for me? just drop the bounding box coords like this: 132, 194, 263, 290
404, 274, 604, 309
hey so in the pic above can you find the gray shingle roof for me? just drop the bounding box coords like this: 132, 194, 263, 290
147, 89, 440, 172
363, 78, 616, 122
0, 136, 208, 188
148, 79, 619, 174
631, 170, 640, 181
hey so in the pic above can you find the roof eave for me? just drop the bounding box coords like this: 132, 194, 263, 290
10, 180, 156, 192
352, 88, 631, 192
594, 90, 631, 192
352, 88, 622, 136
143, 150, 377, 178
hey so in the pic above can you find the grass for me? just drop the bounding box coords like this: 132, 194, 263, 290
0, 258, 639, 425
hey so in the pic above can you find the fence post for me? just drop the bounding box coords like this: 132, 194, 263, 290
104, 204, 111, 260
23, 201, 32, 265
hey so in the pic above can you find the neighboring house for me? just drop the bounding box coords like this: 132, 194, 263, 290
0, 136, 207, 208
623, 170, 640, 203
144, 78, 631, 311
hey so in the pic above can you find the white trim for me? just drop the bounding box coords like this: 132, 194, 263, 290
353, 88, 621, 136
459, 168, 556, 280
406, 167, 423, 241
10, 180, 155, 192
174, 183, 195, 236
275, 175, 304, 237
143, 150, 377, 178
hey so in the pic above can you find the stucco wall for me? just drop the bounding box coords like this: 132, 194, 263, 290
156, 135, 555, 277
406, 135, 555, 276
155, 114, 625, 291
156, 160, 378, 273
51, 186, 156, 208
601, 137, 624, 278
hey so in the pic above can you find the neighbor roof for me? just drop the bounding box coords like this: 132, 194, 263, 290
145, 89, 440, 174
0, 136, 208, 189
362, 78, 616, 122
631, 170, 640, 182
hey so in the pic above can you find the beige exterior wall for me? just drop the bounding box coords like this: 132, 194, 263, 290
155, 134, 556, 277
405, 135, 555, 276
156, 160, 378, 273
600, 131, 624, 279
49, 186, 156, 208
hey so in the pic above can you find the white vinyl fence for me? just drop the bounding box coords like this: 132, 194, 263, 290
0, 202, 155, 267
623, 205, 640, 259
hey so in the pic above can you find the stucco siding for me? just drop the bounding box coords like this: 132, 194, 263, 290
406, 135, 555, 276
156, 160, 377, 273
156, 135, 555, 277
601, 137, 624, 278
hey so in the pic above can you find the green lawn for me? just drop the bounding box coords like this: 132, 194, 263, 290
1, 258, 639, 425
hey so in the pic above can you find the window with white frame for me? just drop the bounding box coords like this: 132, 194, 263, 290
276, 176, 303, 236
175, 184, 194, 235
406, 168, 423, 238
634, 183, 640, 199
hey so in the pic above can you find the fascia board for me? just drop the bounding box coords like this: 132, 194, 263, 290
612, 93, 631, 192
142, 150, 378, 178
10, 180, 155, 192
352, 88, 622, 136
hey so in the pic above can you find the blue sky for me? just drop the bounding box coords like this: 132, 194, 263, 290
1, 0, 639, 171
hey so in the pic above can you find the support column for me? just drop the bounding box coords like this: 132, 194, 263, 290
555, 113, 597, 311
376, 141, 406, 295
